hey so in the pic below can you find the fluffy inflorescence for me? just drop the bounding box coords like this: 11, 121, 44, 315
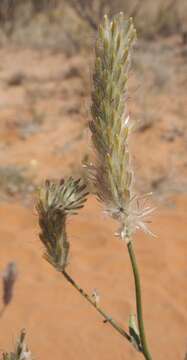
36, 178, 88, 270
90, 13, 154, 240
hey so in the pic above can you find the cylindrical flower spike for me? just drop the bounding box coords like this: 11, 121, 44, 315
36, 178, 88, 271
89, 13, 154, 240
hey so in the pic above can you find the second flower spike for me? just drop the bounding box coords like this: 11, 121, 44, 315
36, 178, 88, 271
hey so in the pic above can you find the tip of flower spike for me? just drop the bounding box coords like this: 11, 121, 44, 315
37, 178, 88, 216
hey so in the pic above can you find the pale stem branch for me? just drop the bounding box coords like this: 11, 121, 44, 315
62, 270, 132, 344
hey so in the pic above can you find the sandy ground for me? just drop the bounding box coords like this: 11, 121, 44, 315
0, 40, 187, 360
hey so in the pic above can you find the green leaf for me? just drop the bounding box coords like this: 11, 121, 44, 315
129, 313, 142, 352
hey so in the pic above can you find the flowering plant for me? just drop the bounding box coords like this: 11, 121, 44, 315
36, 13, 154, 360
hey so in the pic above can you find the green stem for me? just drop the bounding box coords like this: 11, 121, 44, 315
127, 241, 153, 360
62, 270, 131, 343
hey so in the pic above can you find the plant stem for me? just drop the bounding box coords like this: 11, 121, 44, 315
62, 270, 132, 344
127, 241, 153, 360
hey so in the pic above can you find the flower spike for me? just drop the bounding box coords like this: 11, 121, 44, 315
89, 13, 154, 240
36, 178, 88, 271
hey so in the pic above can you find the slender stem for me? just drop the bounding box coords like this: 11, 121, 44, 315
62, 270, 132, 343
127, 241, 153, 360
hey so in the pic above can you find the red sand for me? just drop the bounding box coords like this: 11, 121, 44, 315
0, 44, 187, 359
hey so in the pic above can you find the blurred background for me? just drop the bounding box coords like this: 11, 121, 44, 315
0, 1, 187, 359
